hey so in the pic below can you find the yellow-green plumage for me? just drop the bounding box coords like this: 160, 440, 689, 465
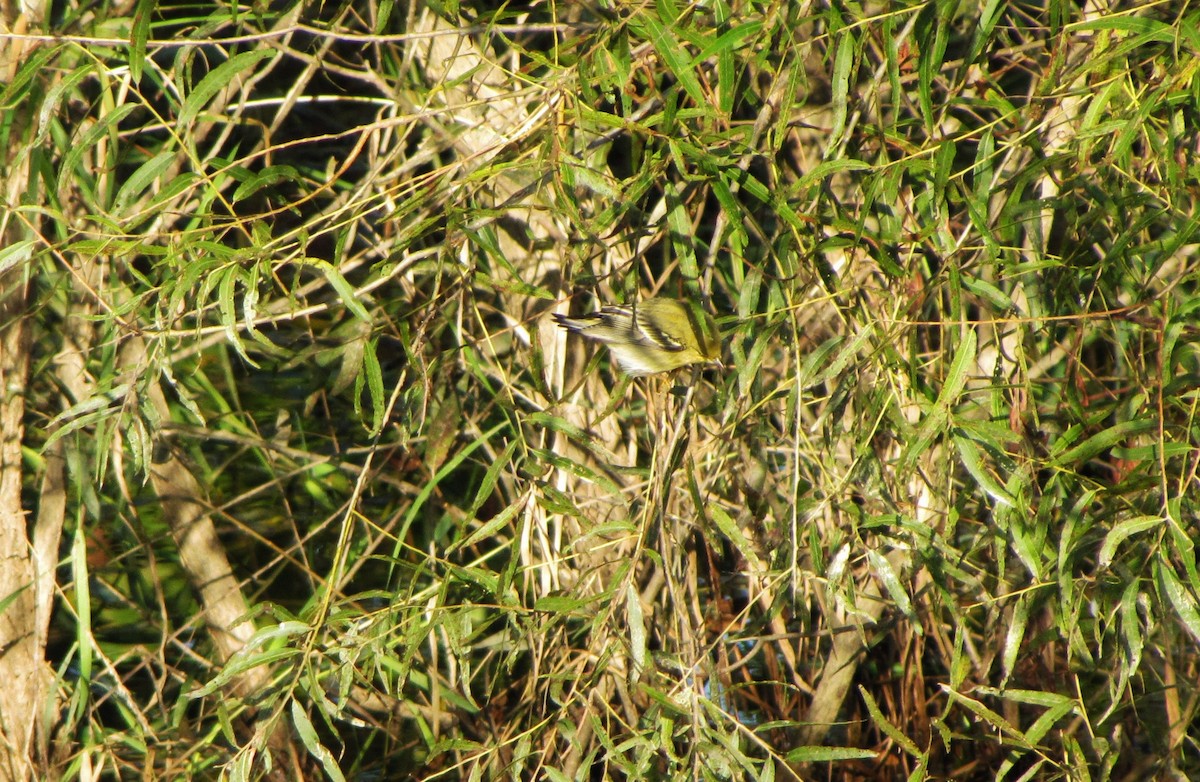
553, 298, 721, 376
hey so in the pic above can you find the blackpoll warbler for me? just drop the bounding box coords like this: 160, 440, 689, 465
553, 298, 721, 376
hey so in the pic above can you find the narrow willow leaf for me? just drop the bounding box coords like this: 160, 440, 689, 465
295, 257, 371, 322
693, 17, 763, 64
232, 164, 302, 203
1051, 420, 1156, 467
664, 180, 699, 284
1001, 594, 1030, 685
177, 49, 275, 130
114, 151, 177, 212
217, 265, 257, 366
795, 158, 873, 190
1072, 15, 1174, 38
72, 525, 93, 685
974, 0, 1007, 57
940, 327, 976, 405
534, 595, 592, 613
1106, 580, 1145, 723
362, 337, 385, 436
954, 434, 1017, 508
626, 584, 646, 682
59, 105, 138, 198
533, 448, 623, 498
784, 746, 877, 762
453, 442, 522, 551
291, 700, 346, 782
388, 422, 506, 567
827, 30, 854, 149
0, 239, 36, 277
948, 685, 1037, 747
453, 501, 521, 556
962, 273, 1012, 311
129, 0, 154, 82
1157, 559, 1200, 645
1098, 515, 1164, 568
859, 686, 924, 757
811, 326, 874, 389
37, 65, 93, 147
708, 503, 762, 570
188, 647, 300, 698
867, 549, 919, 631
1, 46, 57, 112
628, 7, 707, 108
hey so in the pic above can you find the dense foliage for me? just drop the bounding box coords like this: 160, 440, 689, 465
3, 0, 1199, 779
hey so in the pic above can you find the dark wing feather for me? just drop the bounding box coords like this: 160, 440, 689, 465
632, 307, 686, 352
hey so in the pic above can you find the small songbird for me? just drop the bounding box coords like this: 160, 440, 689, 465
553, 297, 722, 376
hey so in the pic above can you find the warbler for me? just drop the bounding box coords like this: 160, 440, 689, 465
553, 297, 722, 376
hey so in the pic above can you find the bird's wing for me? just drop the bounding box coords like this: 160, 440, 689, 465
630, 307, 686, 352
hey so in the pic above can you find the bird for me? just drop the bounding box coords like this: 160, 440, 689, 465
552, 297, 722, 376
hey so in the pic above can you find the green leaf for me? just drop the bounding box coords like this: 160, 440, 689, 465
36, 65, 93, 147
628, 6, 708, 109
1158, 558, 1200, 646
291, 700, 346, 782
0, 46, 58, 112
708, 503, 762, 571
939, 328, 976, 406
129, 0, 155, 82
1098, 515, 1164, 568
859, 686, 924, 758
784, 746, 877, 762
387, 422, 506, 573
902, 329, 977, 471
231, 164, 302, 203
1050, 420, 1157, 468
664, 179, 699, 285
867, 549, 918, 630
114, 151, 178, 213
1001, 594, 1030, 685
362, 337, 385, 436
827, 29, 854, 150
60, 104, 138, 199
1071, 16, 1174, 39
808, 326, 873, 390
626, 584, 647, 681
71, 524, 93, 687
178, 49, 276, 130
534, 595, 592, 613
941, 687, 1033, 749
953, 433, 1017, 508
303, 258, 371, 322
217, 264, 258, 367
0, 238, 36, 277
